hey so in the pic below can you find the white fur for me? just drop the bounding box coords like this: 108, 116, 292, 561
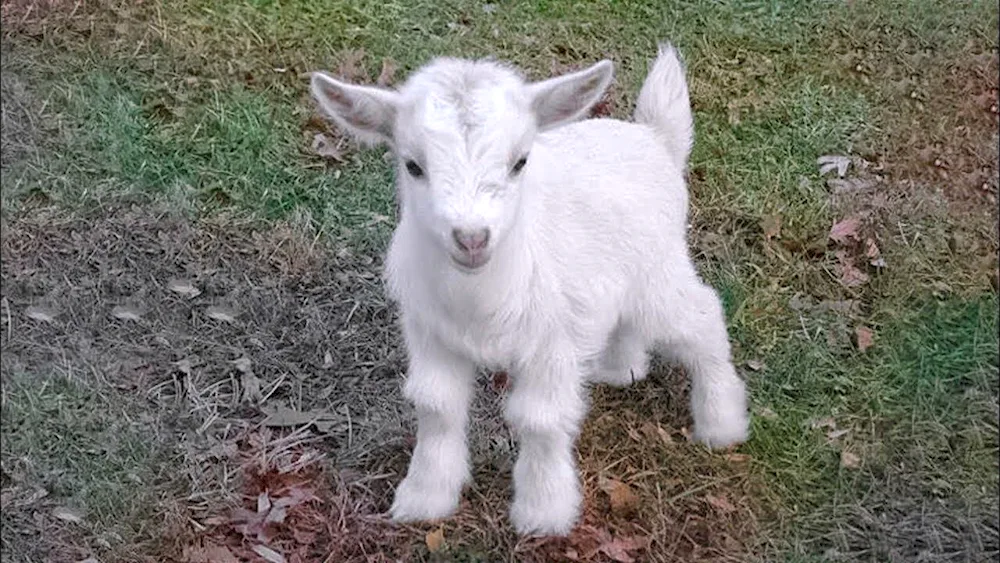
311, 43, 750, 537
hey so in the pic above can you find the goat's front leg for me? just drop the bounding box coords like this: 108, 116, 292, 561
505, 346, 586, 536
390, 320, 476, 523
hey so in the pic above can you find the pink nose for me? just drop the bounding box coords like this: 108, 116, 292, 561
452, 227, 490, 252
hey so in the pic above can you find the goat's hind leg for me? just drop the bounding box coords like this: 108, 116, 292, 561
587, 320, 649, 387
645, 277, 749, 448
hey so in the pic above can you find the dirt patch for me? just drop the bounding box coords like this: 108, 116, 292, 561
1, 205, 763, 561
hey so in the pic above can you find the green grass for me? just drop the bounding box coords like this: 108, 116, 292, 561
1, 0, 997, 560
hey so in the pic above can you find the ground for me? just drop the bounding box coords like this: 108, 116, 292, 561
0, 1, 997, 562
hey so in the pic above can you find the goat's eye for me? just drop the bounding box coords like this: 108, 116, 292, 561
511, 156, 528, 175
404, 160, 424, 178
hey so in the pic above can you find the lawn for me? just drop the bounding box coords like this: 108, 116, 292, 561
1, 0, 997, 561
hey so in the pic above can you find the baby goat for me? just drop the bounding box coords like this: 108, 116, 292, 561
310, 43, 750, 536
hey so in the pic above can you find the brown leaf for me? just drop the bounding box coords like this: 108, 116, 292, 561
865, 238, 886, 268
598, 476, 639, 515
205, 306, 238, 323
835, 251, 870, 288
311, 132, 344, 161
491, 371, 510, 392
704, 493, 737, 513
184, 544, 240, 563
167, 279, 202, 299
855, 326, 874, 352
840, 450, 861, 469
25, 305, 58, 323
817, 154, 851, 177
590, 97, 614, 118
761, 214, 782, 241
745, 359, 766, 372
640, 422, 674, 447
377, 57, 398, 86
598, 535, 649, 563
725, 452, 751, 463
52, 506, 84, 524
826, 428, 850, 441
756, 406, 778, 420
252, 544, 286, 563
829, 216, 861, 244
111, 305, 144, 321
425, 527, 445, 552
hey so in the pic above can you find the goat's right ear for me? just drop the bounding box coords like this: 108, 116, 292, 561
310, 71, 400, 146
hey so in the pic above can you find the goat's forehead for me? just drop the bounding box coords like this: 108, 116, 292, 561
400, 59, 529, 135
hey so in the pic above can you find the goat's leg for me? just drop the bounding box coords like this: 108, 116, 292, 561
588, 320, 649, 387
649, 278, 749, 448
390, 320, 476, 523
505, 346, 586, 536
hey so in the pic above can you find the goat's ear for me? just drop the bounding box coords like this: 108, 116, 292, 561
527, 60, 614, 130
310, 71, 400, 146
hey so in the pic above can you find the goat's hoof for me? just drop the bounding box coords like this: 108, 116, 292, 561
692, 411, 750, 450
510, 486, 580, 537
389, 477, 460, 523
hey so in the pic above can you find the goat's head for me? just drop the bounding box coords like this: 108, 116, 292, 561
310, 57, 613, 273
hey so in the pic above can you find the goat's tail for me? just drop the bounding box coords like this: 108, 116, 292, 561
634, 43, 693, 173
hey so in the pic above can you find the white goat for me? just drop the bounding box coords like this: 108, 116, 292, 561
310, 43, 749, 537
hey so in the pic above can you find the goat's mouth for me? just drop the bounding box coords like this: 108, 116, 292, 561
450, 251, 490, 273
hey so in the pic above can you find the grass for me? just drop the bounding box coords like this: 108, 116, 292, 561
1, 0, 998, 561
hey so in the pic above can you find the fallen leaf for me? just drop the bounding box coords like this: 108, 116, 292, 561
761, 214, 782, 241
745, 359, 766, 372
855, 326, 874, 352
111, 305, 143, 321
311, 132, 344, 161
598, 476, 640, 515
76, 558, 100, 563
482, 2, 498, 14
25, 306, 58, 323
322, 351, 335, 369
598, 535, 649, 563
260, 404, 336, 432
641, 421, 674, 447
865, 238, 887, 268
205, 306, 238, 323
491, 371, 510, 392
52, 506, 84, 524
184, 544, 239, 563
827, 177, 876, 194
425, 527, 445, 553
725, 452, 751, 462
704, 493, 737, 513
257, 491, 271, 515
817, 154, 851, 177
757, 406, 778, 420
251, 545, 286, 563
835, 251, 870, 288
840, 450, 861, 469
841, 264, 870, 287
376, 57, 398, 86
175, 358, 194, 377
167, 279, 202, 299
809, 416, 837, 430
829, 217, 862, 244
232, 357, 253, 374
826, 428, 850, 441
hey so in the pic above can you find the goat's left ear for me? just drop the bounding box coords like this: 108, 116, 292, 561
527, 60, 614, 130
310, 71, 400, 146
